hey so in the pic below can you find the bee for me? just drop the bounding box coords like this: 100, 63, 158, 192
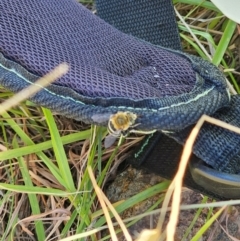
92, 111, 155, 148
108, 111, 137, 137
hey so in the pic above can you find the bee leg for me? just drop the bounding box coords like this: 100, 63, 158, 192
121, 130, 129, 137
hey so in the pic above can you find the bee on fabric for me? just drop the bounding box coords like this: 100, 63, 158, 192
92, 111, 155, 148
107, 111, 137, 137
92, 111, 137, 148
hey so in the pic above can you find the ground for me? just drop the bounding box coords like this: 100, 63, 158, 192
106, 166, 240, 241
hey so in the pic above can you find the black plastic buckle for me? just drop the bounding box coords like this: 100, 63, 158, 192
189, 159, 240, 199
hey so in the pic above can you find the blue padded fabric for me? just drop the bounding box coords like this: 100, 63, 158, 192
1, 0, 240, 175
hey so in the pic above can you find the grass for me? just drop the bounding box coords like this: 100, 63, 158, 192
1, 0, 240, 240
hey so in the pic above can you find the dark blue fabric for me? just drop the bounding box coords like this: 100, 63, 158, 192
97, 0, 240, 176
0, 52, 230, 132
96, 0, 182, 50
0, 0, 230, 131
0, 0, 240, 175
169, 95, 240, 173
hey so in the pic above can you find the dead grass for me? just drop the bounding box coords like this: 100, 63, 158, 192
1, 1, 240, 241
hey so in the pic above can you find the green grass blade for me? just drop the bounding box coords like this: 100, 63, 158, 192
178, 25, 216, 46
180, 33, 207, 59
0, 191, 16, 240
60, 209, 78, 238
173, 0, 220, 12
12, 136, 46, 240
0, 130, 91, 160
94, 181, 170, 227
75, 125, 101, 233
42, 107, 76, 192
0, 183, 69, 196
1, 111, 64, 184
181, 196, 208, 241
212, 19, 237, 66
190, 206, 225, 241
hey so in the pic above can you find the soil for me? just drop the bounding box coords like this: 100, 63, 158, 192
106, 166, 240, 241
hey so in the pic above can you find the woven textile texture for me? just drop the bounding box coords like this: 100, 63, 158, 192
1, 0, 240, 177
0, 0, 229, 130
96, 0, 182, 49
1, 0, 195, 99
96, 0, 240, 189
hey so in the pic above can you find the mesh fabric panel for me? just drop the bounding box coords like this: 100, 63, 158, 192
1, 0, 195, 99
0, 0, 230, 133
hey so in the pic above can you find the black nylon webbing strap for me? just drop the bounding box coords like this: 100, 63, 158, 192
129, 132, 224, 200
96, 0, 181, 50
96, 0, 235, 200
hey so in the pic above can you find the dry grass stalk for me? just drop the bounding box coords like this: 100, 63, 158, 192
0, 63, 69, 115
166, 115, 240, 241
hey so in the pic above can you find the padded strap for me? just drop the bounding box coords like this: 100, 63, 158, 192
96, 0, 240, 199
96, 0, 181, 50
1, 0, 240, 199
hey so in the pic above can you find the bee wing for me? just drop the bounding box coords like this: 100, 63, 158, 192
91, 113, 112, 123
104, 134, 117, 148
